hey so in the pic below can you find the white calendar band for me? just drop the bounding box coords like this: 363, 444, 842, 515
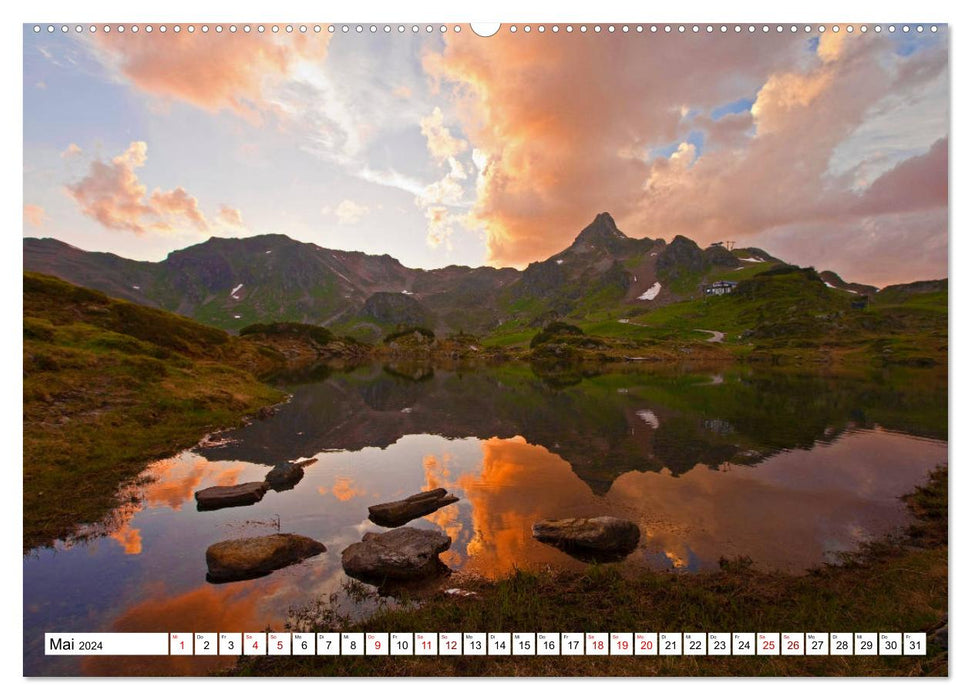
45, 632, 929, 656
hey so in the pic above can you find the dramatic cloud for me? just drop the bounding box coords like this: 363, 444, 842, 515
27, 27, 947, 283
65, 141, 225, 235
90, 28, 330, 122
23, 204, 48, 228
427, 29, 948, 283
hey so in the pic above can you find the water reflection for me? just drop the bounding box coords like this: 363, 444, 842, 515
196, 364, 946, 493
23, 364, 946, 675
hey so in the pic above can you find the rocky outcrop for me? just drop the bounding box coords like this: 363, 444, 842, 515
368, 488, 459, 527
362, 292, 435, 327
194, 481, 268, 511
341, 527, 451, 581
205, 533, 326, 583
703, 244, 739, 268
532, 516, 640, 559
657, 235, 706, 280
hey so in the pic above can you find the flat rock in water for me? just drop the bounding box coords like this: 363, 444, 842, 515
265, 463, 305, 492
194, 481, 269, 511
532, 516, 640, 559
368, 488, 459, 527
341, 527, 451, 581
206, 533, 326, 583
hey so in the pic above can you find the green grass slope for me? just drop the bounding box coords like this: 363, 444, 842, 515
23, 272, 285, 549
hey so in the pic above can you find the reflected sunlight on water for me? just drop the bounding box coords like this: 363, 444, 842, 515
24, 364, 947, 675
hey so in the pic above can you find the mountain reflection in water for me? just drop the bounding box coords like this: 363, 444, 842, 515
23, 363, 946, 675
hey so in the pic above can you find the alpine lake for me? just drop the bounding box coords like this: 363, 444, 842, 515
24, 361, 947, 675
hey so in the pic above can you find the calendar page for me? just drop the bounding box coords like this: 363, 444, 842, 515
21, 11, 949, 681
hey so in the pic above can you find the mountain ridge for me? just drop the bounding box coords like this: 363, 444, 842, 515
22, 213, 895, 338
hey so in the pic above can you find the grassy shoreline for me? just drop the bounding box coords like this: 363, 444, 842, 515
231, 466, 947, 677
23, 273, 287, 550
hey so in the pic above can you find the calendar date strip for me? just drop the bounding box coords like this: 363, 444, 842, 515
45, 631, 927, 656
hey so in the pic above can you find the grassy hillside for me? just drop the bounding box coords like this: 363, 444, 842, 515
23, 272, 287, 549
554, 268, 945, 367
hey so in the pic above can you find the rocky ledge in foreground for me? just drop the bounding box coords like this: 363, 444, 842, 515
341, 527, 452, 582
206, 533, 326, 583
368, 488, 459, 528
195, 481, 269, 511
532, 516, 641, 561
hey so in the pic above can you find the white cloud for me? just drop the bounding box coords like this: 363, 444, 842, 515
329, 199, 369, 225
420, 106, 468, 164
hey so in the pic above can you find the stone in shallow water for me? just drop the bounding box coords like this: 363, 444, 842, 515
205, 533, 326, 583
194, 481, 269, 511
367, 488, 459, 527
532, 516, 641, 560
265, 463, 305, 492
341, 527, 451, 582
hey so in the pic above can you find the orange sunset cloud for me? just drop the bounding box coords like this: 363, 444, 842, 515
327, 475, 366, 502
217, 204, 245, 228
452, 437, 592, 577
23, 203, 47, 228
65, 141, 244, 236
109, 521, 143, 556
427, 30, 947, 283
91, 28, 330, 122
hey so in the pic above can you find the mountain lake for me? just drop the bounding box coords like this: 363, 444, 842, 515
23, 362, 947, 675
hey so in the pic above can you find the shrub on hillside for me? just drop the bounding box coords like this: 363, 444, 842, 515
383, 326, 435, 344
239, 321, 334, 345
529, 321, 584, 348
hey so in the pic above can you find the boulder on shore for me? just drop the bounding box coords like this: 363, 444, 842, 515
532, 516, 640, 560
195, 481, 269, 511
205, 533, 326, 583
341, 527, 451, 582
368, 488, 459, 527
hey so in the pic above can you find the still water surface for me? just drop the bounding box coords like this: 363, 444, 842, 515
24, 364, 947, 675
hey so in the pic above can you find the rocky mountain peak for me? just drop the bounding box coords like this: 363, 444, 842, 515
572, 212, 627, 248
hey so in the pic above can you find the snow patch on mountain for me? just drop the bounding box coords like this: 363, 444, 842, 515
638, 282, 662, 301
636, 409, 660, 429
